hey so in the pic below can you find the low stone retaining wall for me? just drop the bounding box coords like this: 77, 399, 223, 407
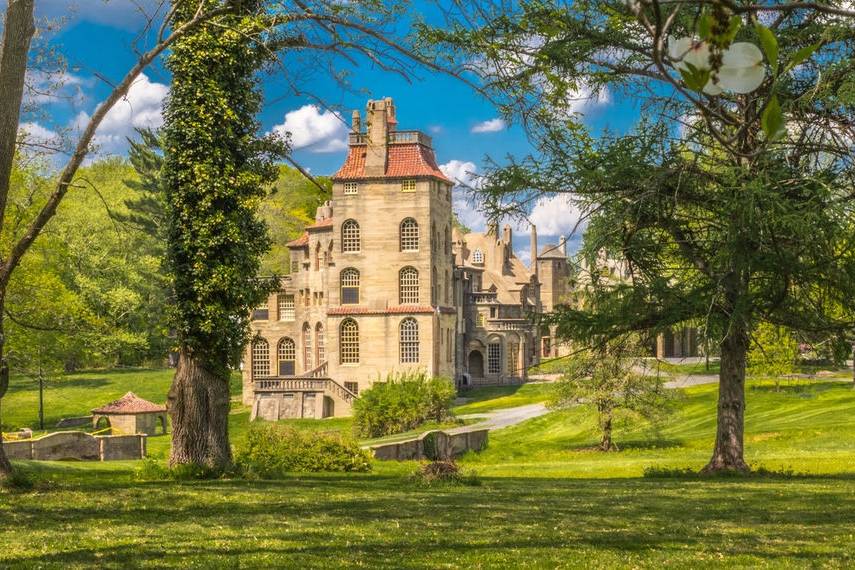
2, 431, 146, 461
369, 428, 489, 461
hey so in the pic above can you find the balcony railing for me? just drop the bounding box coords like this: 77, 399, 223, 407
486, 318, 530, 331
346, 131, 432, 147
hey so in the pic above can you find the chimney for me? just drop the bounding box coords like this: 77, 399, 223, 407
560, 235, 567, 256
502, 224, 512, 247
351, 110, 361, 133
365, 98, 390, 176
530, 224, 538, 274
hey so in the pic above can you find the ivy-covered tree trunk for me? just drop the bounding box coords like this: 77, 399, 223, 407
163, 0, 279, 470
167, 349, 232, 468
704, 323, 751, 473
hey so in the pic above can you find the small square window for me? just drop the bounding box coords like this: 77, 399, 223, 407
290, 260, 299, 273
401, 179, 416, 193
344, 381, 359, 395
344, 182, 358, 195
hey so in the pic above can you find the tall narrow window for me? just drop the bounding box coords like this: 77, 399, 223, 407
400, 218, 419, 251
314, 243, 321, 271
488, 342, 501, 375
508, 342, 519, 376
315, 323, 325, 363
344, 182, 358, 194
302, 323, 313, 371
400, 318, 419, 363
290, 259, 300, 273
476, 312, 486, 327
399, 267, 419, 304
340, 319, 359, 364
445, 225, 450, 255
340, 268, 360, 304
342, 219, 360, 253
277, 338, 295, 376
446, 269, 451, 304
431, 222, 437, 252
278, 293, 295, 321
401, 179, 416, 193
251, 338, 270, 378
473, 249, 484, 264
432, 266, 437, 305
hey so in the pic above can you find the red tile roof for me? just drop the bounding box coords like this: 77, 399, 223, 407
306, 218, 333, 231
286, 232, 309, 248
92, 392, 166, 415
328, 306, 455, 315
333, 143, 451, 182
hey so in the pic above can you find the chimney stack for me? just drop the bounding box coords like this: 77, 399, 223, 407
560, 235, 567, 256
365, 98, 391, 176
351, 110, 361, 133
502, 224, 512, 247
530, 224, 538, 274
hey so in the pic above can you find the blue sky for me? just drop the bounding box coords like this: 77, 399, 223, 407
21, 0, 639, 262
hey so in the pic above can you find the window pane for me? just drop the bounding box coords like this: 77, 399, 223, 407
400, 218, 419, 251
400, 318, 419, 363
342, 220, 360, 252
340, 319, 359, 364
251, 339, 270, 378
399, 267, 419, 304
278, 294, 295, 321
488, 342, 501, 375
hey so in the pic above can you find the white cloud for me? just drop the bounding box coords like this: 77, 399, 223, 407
471, 118, 506, 133
270, 105, 348, 153
19, 122, 60, 144
524, 194, 587, 237
35, 0, 165, 30
440, 159, 480, 188
441, 160, 488, 232
67, 73, 168, 156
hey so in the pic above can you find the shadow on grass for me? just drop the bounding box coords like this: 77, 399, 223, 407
2, 470, 855, 566
457, 384, 524, 404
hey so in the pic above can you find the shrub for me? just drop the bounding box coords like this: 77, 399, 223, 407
410, 460, 480, 487
0, 469, 36, 492
235, 423, 371, 478
352, 370, 456, 438
135, 458, 225, 481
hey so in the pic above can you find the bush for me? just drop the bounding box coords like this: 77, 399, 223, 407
352, 371, 456, 438
0, 469, 36, 492
235, 423, 371, 478
135, 458, 225, 481
410, 460, 480, 487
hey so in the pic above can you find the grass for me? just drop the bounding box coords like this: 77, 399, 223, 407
453, 382, 554, 414
3, 372, 855, 567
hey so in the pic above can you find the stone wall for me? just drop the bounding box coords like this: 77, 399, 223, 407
368, 428, 489, 461
2, 431, 146, 461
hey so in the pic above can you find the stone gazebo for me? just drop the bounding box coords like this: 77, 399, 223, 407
91, 392, 167, 436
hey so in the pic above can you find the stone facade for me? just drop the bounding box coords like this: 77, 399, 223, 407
244, 98, 572, 418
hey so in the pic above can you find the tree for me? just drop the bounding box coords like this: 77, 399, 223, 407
550, 337, 670, 451
426, 1, 855, 472
0, 0, 235, 479
161, 0, 283, 470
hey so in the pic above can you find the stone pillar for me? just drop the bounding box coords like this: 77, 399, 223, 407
530, 224, 538, 274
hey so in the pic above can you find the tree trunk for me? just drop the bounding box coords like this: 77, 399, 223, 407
167, 348, 232, 470
0, 0, 36, 481
599, 409, 613, 451
703, 325, 751, 473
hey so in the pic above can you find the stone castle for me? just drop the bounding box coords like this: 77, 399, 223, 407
243, 98, 573, 420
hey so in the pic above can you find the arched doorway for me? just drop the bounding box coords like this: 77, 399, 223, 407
468, 350, 484, 379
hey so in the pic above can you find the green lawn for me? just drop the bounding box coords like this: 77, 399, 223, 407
453, 382, 554, 414
3, 373, 855, 567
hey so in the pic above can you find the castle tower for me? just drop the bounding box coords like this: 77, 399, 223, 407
327, 97, 456, 389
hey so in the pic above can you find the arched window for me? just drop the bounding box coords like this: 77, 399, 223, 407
341, 219, 360, 253
302, 323, 313, 371
251, 338, 270, 378
399, 267, 419, 304
340, 319, 359, 364
340, 268, 360, 304
314, 243, 321, 271
315, 323, 325, 363
400, 218, 419, 251
400, 318, 419, 363
277, 338, 295, 376
473, 249, 484, 264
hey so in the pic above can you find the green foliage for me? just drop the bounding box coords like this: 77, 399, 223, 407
162, 0, 284, 371
747, 323, 799, 380
4, 158, 171, 373
135, 457, 225, 481
550, 338, 671, 451
235, 423, 371, 477
353, 371, 456, 438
